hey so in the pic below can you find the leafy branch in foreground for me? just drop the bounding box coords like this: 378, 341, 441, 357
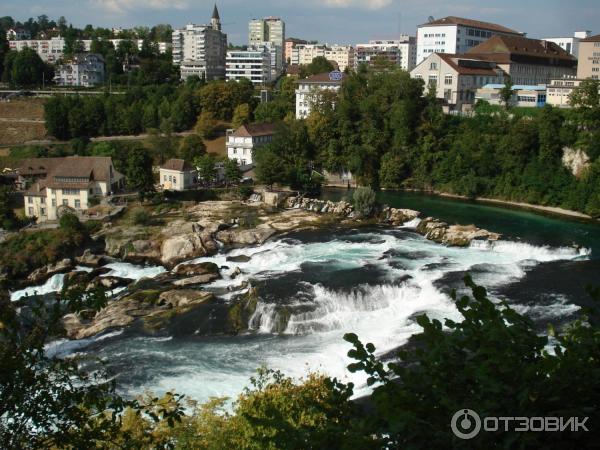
344, 275, 600, 449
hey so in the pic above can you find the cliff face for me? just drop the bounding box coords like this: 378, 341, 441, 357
562, 147, 591, 178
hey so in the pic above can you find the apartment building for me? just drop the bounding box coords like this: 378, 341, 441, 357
543, 31, 592, 58
355, 36, 416, 71
295, 71, 346, 119
54, 53, 105, 87
226, 48, 271, 85
226, 123, 276, 167
249, 17, 285, 75
6, 28, 31, 40
577, 34, 600, 80
172, 5, 227, 80
160, 159, 197, 191
19, 156, 124, 222
416, 16, 524, 65
290, 44, 354, 72
8, 36, 66, 63
285, 38, 307, 63
467, 35, 577, 85
410, 53, 505, 111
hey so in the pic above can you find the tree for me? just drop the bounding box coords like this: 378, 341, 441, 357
352, 186, 377, 217
499, 77, 514, 109
6, 47, 52, 86
302, 56, 334, 77
254, 146, 287, 190
0, 186, 21, 230
194, 154, 217, 186
178, 134, 206, 162
344, 276, 600, 449
231, 103, 251, 128
223, 158, 242, 186
126, 147, 155, 197
194, 111, 218, 139
379, 152, 409, 189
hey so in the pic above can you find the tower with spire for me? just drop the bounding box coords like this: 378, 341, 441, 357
211, 4, 221, 31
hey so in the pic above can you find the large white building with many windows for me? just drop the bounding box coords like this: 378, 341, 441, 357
226, 48, 271, 85
355, 36, 416, 71
416, 16, 524, 65
295, 71, 346, 119
543, 31, 592, 58
172, 5, 227, 80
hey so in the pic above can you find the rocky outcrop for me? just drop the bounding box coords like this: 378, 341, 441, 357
62, 289, 216, 339
27, 259, 74, 285
562, 147, 590, 178
75, 249, 114, 267
216, 228, 277, 246
380, 207, 420, 226
172, 261, 220, 277
285, 196, 355, 216
416, 217, 501, 247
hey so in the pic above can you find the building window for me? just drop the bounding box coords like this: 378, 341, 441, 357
28, 196, 33, 204
75, 199, 81, 208
173, 177, 177, 184
52, 199, 56, 207
41, 208, 46, 216
445, 75, 453, 85
430, 62, 437, 70
63, 199, 68, 206
62, 188, 80, 195
28, 207, 34, 216
164, 175, 167, 181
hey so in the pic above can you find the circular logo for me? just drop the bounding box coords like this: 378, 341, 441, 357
329, 70, 343, 81
451, 409, 482, 440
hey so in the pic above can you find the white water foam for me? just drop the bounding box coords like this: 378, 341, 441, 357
101, 262, 166, 280
10, 273, 66, 301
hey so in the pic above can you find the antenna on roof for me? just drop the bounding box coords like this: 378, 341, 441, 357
428, 16, 435, 23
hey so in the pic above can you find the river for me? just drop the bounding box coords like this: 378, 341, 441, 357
27, 190, 600, 402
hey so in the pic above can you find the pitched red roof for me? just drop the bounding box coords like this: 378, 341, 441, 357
580, 34, 600, 43
419, 16, 523, 35
161, 159, 194, 171
232, 123, 276, 137
438, 54, 504, 76
467, 35, 577, 66
297, 72, 347, 84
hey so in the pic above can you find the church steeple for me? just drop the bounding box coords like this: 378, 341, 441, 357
211, 4, 221, 31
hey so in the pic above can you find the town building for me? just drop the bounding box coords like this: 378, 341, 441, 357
249, 17, 285, 75
19, 156, 124, 222
226, 123, 276, 167
291, 44, 355, 72
226, 47, 271, 85
172, 4, 227, 81
410, 53, 505, 111
295, 71, 346, 119
576, 34, 600, 80
160, 159, 197, 191
54, 53, 105, 87
466, 35, 577, 85
475, 84, 547, 108
546, 78, 585, 108
416, 16, 524, 65
355, 36, 416, 71
543, 31, 592, 58
6, 28, 31, 40
285, 38, 307, 64
8, 36, 66, 63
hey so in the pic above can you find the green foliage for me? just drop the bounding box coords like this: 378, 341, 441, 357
2, 47, 53, 86
253, 145, 287, 190
131, 207, 152, 226
59, 212, 83, 233
199, 79, 256, 121
300, 56, 335, 78
0, 185, 22, 230
178, 133, 206, 162
352, 186, 377, 217
231, 103, 251, 128
125, 147, 154, 196
194, 110, 218, 139
344, 276, 600, 449
223, 158, 242, 186
194, 154, 217, 186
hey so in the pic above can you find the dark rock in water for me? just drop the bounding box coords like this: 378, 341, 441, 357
172, 262, 220, 278
172, 273, 220, 287
230, 267, 242, 279
226, 254, 252, 263
75, 249, 114, 267
225, 287, 259, 334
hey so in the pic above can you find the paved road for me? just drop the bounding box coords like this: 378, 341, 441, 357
0, 117, 45, 124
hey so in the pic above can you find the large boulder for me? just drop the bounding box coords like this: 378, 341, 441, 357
416, 217, 500, 247
27, 258, 74, 285
172, 273, 220, 287
75, 249, 113, 267
160, 232, 218, 267
381, 207, 421, 226
216, 228, 277, 246
172, 261, 220, 277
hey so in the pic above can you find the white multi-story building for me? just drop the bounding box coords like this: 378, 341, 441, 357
54, 53, 105, 87
8, 37, 66, 63
172, 5, 227, 80
295, 71, 346, 119
226, 48, 271, 85
249, 17, 285, 75
416, 16, 524, 65
543, 31, 592, 58
355, 36, 416, 71
291, 44, 355, 72
226, 123, 276, 167
19, 156, 124, 223
6, 28, 31, 40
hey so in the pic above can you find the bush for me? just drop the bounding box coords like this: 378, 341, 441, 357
59, 213, 84, 233
131, 208, 152, 226
353, 187, 377, 218
237, 186, 254, 200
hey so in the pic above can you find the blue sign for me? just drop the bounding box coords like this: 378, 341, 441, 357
329, 70, 343, 81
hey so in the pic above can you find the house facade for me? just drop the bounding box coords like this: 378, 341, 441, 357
54, 53, 105, 87
410, 53, 505, 110
416, 16, 524, 65
160, 159, 197, 191
226, 123, 276, 167
19, 156, 124, 222
475, 84, 547, 108
577, 34, 600, 80
295, 71, 346, 119
355, 36, 416, 71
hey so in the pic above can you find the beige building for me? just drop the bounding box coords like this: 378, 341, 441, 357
475, 84, 547, 107
466, 35, 577, 85
577, 34, 600, 80
19, 157, 124, 222
160, 159, 197, 191
226, 123, 276, 167
410, 53, 505, 110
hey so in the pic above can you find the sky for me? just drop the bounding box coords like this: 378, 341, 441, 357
1, 0, 598, 45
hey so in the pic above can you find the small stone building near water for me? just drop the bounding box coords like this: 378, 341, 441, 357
160, 159, 198, 191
